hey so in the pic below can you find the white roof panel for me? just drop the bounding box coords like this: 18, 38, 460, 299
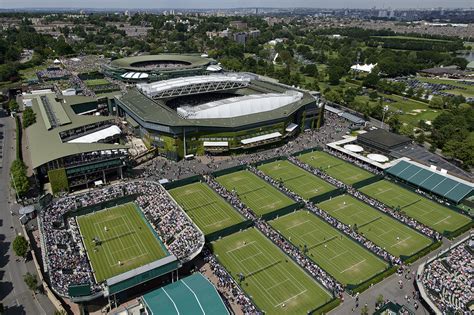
203, 141, 228, 147
67, 125, 121, 144
241, 132, 282, 145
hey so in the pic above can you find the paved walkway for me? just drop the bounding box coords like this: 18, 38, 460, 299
329, 231, 471, 315
0, 114, 56, 315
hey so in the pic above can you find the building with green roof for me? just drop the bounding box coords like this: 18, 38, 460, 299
141, 273, 229, 315
102, 54, 217, 83
23, 92, 128, 192
115, 73, 321, 160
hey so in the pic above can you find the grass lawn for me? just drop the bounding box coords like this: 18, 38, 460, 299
297, 151, 373, 185
85, 78, 110, 86
212, 228, 332, 314
318, 195, 432, 257
258, 160, 336, 200
217, 170, 296, 216
77, 202, 168, 282
169, 182, 245, 235
360, 180, 472, 234
270, 211, 388, 286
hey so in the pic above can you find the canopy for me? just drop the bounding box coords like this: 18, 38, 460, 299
344, 144, 364, 153
203, 141, 228, 147
68, 125, 121, 144
285, 123, 299, 132
367, 153, 389, 163
19, 205, 35, 215
241, 132, 282, 145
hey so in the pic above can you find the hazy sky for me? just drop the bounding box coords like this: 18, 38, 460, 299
2, 0, 473, 9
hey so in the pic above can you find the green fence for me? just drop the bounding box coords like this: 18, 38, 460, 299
262, 202, 304, 221
205, 220, 254, 242
400, 241, 442, 264
309, 188, 345, 204
65, 194, 138, 218
292, 146, 323, 157
162, 175, 202, 190
352, 175, 384, 189
346, 265, 398, 294
212, 165, 248, 178
311, 297, 341, 315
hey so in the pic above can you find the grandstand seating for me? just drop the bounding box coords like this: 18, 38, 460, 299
386, 160, 473, 204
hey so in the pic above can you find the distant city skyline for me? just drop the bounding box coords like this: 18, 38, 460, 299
2, 0, 473, 9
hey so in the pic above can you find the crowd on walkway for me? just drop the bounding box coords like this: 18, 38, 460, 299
421, 240, 473, 314
39, 181, 203, 297
248, 164, 401, 265
203, 248, 259, 314
288, 155, 441, 241
203, 175, 344, 297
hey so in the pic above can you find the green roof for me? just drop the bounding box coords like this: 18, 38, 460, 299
25, 93, 127, 169
117, 80, 315, 128
467, 61, 474, 69
142, 273, 229, 315
386, 160, 473, 204
110, 54, 211, 72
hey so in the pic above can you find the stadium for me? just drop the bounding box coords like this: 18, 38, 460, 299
102, 54, 219, 83
115, 73, 321, 160
38, 181, 204, 302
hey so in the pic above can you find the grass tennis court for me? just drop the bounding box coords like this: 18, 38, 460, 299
84, 78, 110, 86
360, 180, 471, 234
297, 151, 373, 185
270, 211, 388, 286
212, 228, 332, 314
318, 195, 432, 257
77, 202, 168, 283
217, 170, 296, 216
169, 182, 245, 235
258, 160, 336, 200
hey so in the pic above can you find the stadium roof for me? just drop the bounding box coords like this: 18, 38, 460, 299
386, 160, 474, 204
177, 92, 303, 119
137, 74, 251, 98
24, 93, 127, 169
142, 273, 229, 315
117, 79, 315, 128
68, 125, 121, 143
110, 54, 212, 72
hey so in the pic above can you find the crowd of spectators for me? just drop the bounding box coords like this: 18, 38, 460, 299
248, 164, 402, 265
421, 240, 473, 313
203, 248, 260, 314
203, 174, 344, 297
37, 67, 70, 81
39, 181, 203, 297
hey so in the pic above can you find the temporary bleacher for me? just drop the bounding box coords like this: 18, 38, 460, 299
385, 160, 474, 204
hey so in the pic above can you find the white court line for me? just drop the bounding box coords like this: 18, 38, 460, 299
330, 250, 348, 261
226, 241, 256, 254
373, 187, 392, 196
240, 251, 265, 264
433, 215, 451, 226
266, 279, 289, 292
286, 220, 310, 230
333, 203, 351, 212
391, 236, 412, 248
340, 259, 366, 273
274, 290, 308, 307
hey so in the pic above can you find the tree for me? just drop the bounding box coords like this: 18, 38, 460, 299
8, 100, 19, 112
10, 160, 29, 197
376, 294, 384, 306
13, 235, 29, 257
360, 305, 369, 315
23, 272, 38, 292
22, 107, 36, 128
362, 71, 380, 88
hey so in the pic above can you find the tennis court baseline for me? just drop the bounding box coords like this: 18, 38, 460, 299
212, 228, 332, 314
169, 182, 245, 235
297, 151, 373, 185
318, 195, 432, 257
270, 210, 388, 286
216, 170, 296, 216
360, 180, 471, 234
258, 160, 336, 200
77, 202, 168, 282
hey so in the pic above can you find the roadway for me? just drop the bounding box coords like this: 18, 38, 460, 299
0, 113, 56, 314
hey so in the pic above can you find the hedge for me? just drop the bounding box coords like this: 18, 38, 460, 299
15, 115, 22, 161
402, 241, 443, 265
311, 298, 341, 315
348, 265, 399, 294
48, 168, 69, 194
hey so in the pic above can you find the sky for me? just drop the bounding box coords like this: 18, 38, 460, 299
1, 0, 473, 9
